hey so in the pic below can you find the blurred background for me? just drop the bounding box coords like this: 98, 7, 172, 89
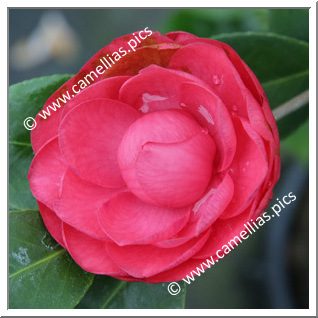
9, 8, 309, 309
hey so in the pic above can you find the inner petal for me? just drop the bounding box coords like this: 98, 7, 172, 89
117, 110, 215, 207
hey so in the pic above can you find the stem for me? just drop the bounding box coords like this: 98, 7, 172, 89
273, 90, 309, 121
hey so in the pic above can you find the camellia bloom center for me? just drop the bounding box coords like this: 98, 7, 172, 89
117, 110, 216, 208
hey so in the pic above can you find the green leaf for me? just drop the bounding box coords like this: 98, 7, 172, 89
76, 275, 186, 309
161, 9, 268, 37
262, 71, 309, 139
9, 210, 94, 309
212, 32, 308, 83
9, 74, 72, 210
212, 32, 309, 139
268, 9, 309, 42
281, 119, 309, 164
9, 143, 38, 210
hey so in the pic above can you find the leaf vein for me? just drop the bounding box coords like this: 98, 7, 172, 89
9, 249, 66, 279
100, 281, 127, 309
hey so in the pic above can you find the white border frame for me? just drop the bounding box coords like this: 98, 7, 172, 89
3, 1, 316, 316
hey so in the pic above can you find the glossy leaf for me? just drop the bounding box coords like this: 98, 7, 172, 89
9, 210, 94, 309
162, 9, 268, 37
9, 74, 72, 210
268, 9, 309, 42
212, 32, 309, 139
212, 32, 308, 83
262, 70, 309, 139
76, 275, 186, 309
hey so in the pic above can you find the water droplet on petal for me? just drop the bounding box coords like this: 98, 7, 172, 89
193, 188, 216, 214
212, 75, 221, 85
139, 104, 149, 113
142, 93, 167, 103
245, 161, 250, 166
242, 167, 246, 173
180, 102, 186, 108
232, 105, 238, 112
198, 105, 214, 125
139, 93, 168, 114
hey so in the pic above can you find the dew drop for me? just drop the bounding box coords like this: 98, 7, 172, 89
139, 93, 167, 113
212, 75, 221, 85
198, 105, 214, 125
180, 102, 186, 108
193, 187, 216, 214
232, 105, 238, 112
139, 104, 149, 113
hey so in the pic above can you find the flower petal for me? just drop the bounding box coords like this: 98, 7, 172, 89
28, 137, 67, 209
118, 110, 215, 207
179, 82, 236, 171
54, 168, 121, 239
63, 223, 126, 276
165, 31, 198, 42
61, 76, 131, 119
38, 201, 66, 248
220, 117, 268, 219
193, 207, 251, 259
192, 173, 234, 233
169, 42, 248, 118
30, 30, 177, 154
131, 133, 215, 207
106, 230, 210, 278
59, 98, 141, 188
98, 192, 190, 246
119, 64, 209, 114
154, 173, 234, 248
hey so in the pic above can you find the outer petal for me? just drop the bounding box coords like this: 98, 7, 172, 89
193, 207, 252, 259
169, 42, 248, 118
98, 192, 190, 246
105, 230, 210, 278
54, 168, 121, 239
31, 31, 178, 154
192, 173, 234, 233
220, 117, 268, 219
171, 35, 264, 106
245, 89, 273, 141
61, 76, 131, 119
144, 257, 214, 283
28, 137, 68, 209
63, 223, 127, 276
153, 174, 234, 248
59, 98, 141, 188
38, 201, 66, 248
165, 31, 198, 42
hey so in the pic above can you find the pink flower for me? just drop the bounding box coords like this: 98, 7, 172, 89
28, 30, 280, 282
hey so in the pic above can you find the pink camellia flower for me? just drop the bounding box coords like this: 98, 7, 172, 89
28, 30, 280, 282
